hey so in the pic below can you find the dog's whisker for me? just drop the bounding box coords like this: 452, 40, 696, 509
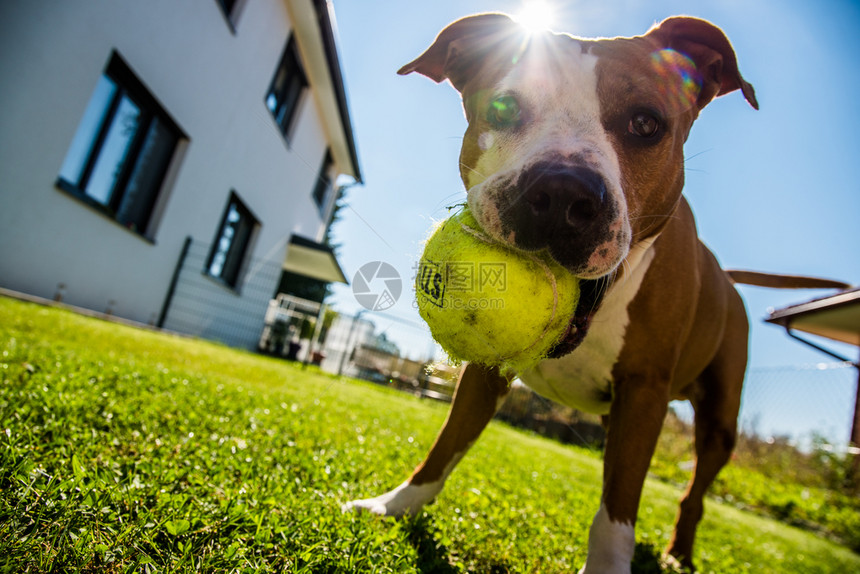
628, 211, 684, 241
458, 161, 487, 179
684, 149, 712, 162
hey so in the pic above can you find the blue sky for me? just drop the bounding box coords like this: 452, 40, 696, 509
325, 0, 860, 379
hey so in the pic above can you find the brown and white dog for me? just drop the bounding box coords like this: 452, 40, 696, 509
344, 14, 848, 573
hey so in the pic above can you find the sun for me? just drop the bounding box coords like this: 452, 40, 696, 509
514, 0, 555, 33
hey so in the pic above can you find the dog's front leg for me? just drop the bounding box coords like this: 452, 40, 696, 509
343, 362, 510, 516
580, 379, 670, 574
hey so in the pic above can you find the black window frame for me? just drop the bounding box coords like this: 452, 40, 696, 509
312, 150, 334, 213
266, 34, 309, 142
214, 0, 247, 31
205, 191, 260, 290
56, 51, 185, 240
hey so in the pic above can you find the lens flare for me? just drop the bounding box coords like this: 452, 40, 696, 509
514, 0, 555, 33
650, 48, 702, 111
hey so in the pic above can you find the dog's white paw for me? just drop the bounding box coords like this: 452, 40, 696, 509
342, 480, 443, 517
578, 503, 635, 574
578, 561, 631, 574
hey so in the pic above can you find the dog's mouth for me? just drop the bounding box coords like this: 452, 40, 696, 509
546, 276, 610, 359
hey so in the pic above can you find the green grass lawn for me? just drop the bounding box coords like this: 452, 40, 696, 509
1, 296, 858, 573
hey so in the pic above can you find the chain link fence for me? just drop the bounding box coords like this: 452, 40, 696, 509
304, 308, 860, 454
742, 363, 858, 450
668, 362, 858, 450
154, 238, 859, 454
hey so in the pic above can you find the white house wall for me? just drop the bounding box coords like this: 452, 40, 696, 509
0, 0, 339, 342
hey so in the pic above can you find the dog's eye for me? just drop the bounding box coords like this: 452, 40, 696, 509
487, 95, 521, 128
628, 112, 661, 138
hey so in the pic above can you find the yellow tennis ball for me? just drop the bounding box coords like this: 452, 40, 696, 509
416, 208, 580, 372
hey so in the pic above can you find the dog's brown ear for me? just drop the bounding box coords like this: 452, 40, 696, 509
398, 13, 522, 91
648, 17, 759, 110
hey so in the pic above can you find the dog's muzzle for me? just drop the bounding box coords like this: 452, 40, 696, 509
505, 163, 616, 272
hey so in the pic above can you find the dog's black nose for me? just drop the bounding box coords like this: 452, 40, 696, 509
523, 164, 606, 223
511, 163, 609, 252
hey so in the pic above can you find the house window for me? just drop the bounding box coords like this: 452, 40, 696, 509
215, 0, 246, 30
266, 35, 308, 140
206, 192, 260, 289
312, 150, 334, 213
57, 52, 184, 238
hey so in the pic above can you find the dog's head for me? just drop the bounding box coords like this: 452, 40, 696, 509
400, 13, 757, 279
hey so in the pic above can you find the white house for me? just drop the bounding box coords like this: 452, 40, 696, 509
0, 0, 361, 349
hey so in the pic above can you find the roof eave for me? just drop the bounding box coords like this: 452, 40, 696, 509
311, 0, 362, 183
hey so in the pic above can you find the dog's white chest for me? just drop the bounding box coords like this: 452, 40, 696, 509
519, 239, 657, 414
